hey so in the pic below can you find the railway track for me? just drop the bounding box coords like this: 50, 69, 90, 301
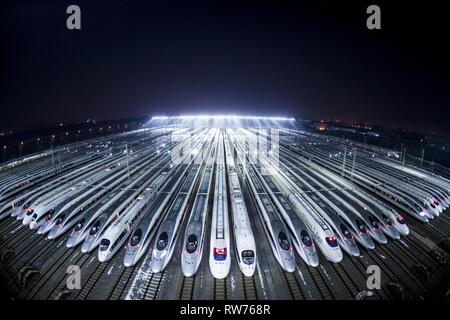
75, 259, 111, 300
143, 271, 165, 300
305, 265, 334, 299
4, 236, 53, 291
48, 252, 92, 299
108, 265, 138, 300
25, 248, 76, 299
351, 254, 393, 299
0, 225, 31, 252
365, 249, 416, 299
432, 216, 450, 229
378, 243, 435, 298
282, 271, 304, 300
329, 261, 359, 299
214, 278, 227, 300
179, 276, 195, 300
426, 222, 449, 239
401, 235, 450, 277
242, 274, 258, 300
390, 239, 448, 293
0, 219, 22, 238
3, 234, 49, 270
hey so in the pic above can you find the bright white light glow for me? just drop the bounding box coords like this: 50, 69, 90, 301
151, 115, 295, 121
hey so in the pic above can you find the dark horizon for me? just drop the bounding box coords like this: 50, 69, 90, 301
1, 1, 449, 136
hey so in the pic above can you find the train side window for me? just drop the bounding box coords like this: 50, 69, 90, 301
111, 230, 128, 251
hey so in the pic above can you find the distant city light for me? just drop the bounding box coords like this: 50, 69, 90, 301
151, 115, 296, 121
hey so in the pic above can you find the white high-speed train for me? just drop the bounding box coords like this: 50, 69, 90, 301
209, 134, 232, 279
98, 173, 167, 262
181, 133, 217, 277
224, 134, 257, 277
151, 132, 215, 273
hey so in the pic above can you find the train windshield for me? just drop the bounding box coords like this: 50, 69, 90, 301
74, 219, 85, 231
242, 250, 255, 265
156, 232, 168, 250
130, 229, 142, 246
99, 239, 110, 251
278, 232, 290, 250
368, 216, 380, 229
214, 247, 227, 261
89, 220, 101, 235
397, 216, 406, 224
300, 230, 312, 247
382, 214, 393, 225
55, 215, 64, 226
186, 234, 198, 254
45, 211, 54, 221
340, 224, 353, 239
356, 219, 367, 234
326, 236, 338, 247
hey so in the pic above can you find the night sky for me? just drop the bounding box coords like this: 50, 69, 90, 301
1, 1, 449, 135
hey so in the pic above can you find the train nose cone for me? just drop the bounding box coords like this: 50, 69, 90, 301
329, 248, 343, 263
182, 265, 196, 277
22, 217, 31, 225
123, 256, 135, 268
29, 221, 38, 229
280, 250, 296, 272
66, 235, 76, 248
348, 241, 360, 257
11, 209, 20, 217
47, 228, 58, 239
374, 230, 387, 244
387, 226, 400, 240
240, 265, 256, 278
37, 224, 47, 234
81, 237, 95, 253
67, 230, 85, 248
425, 210, 434, 219
306, 250, 319, 267
124, 248, 139, 267
151, 260, 163, 273
181, 256, 197, 277
284, 260, 296, 273
363, 235, 375, 250
98, 251, 108, 262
